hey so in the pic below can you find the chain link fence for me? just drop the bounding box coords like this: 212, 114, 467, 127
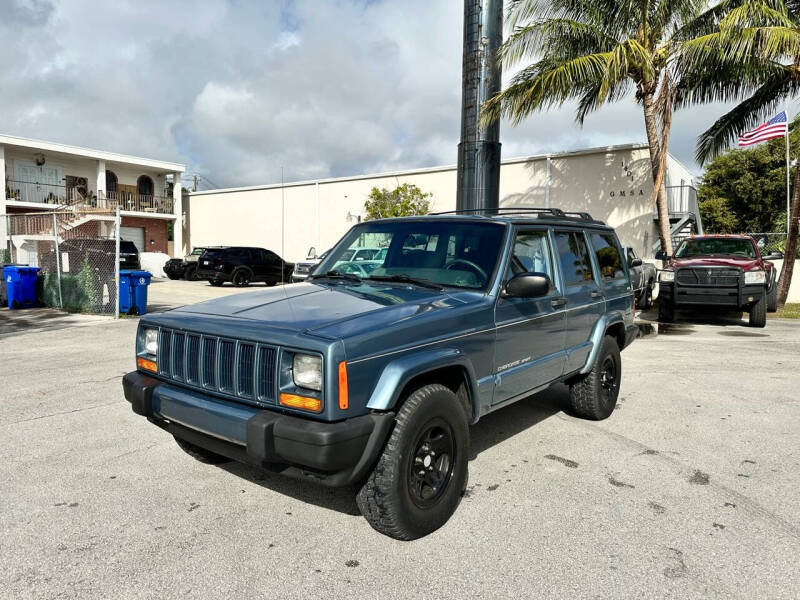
4, 209, 121, 315
743, 233, 799, 258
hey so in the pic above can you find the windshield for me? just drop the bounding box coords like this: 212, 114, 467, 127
674, 238, 756, 259
202, 249, 223, 259
191, 248, 205, 255
120, 241, 138, 254
315, 220, 507, 289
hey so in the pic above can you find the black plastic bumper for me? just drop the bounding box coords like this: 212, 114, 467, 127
660, 282, 765, 308
122, 371, 394, 486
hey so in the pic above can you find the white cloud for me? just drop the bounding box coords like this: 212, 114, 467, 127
0, 0, 747, 188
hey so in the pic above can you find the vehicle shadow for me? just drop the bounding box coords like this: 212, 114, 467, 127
217, 385, 567, 517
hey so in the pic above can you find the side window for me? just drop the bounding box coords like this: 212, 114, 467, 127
590, 233, 625, 281
554, 231, 595, 286
262, 250, 279, 264
506, 230, 554, 282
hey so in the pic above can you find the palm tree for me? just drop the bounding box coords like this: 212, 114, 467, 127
688, 0, 800, 306
481, 0, 757, 256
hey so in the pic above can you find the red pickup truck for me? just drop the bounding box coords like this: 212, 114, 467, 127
656, 235, 783, 328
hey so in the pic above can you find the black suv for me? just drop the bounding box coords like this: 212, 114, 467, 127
197, 246, 294, 287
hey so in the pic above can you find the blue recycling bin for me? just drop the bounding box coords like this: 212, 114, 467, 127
3, 265, 40, 309
119, 270, 152, 315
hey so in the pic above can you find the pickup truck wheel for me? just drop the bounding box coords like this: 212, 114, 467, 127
749, 295, 767, 328
209, 280, 224, 287
639, 284, 653, 310
184, 265, 199, 281
767, 282, 778, 313
173, 436, 231, 464
658, 298, 674, 322
356, 384, 468, 540
568, 336, 621, 421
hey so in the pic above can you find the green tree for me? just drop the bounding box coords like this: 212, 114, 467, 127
364, 184, 431, 220
698, 121, 800, 232
687, 0, 800, 305
480, 0, 765, 256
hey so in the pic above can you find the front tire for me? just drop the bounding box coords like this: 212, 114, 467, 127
749, 295, 767, 328
184, 265, 199, 281
356, 384, 468, 540
767, 282, 778, 313
166, 273, 181, 280
658, 297, 674, 322
568, 335, 621, 421
209, 280, 224, 287
232, 268, 252, 287
173, 436, 231, 464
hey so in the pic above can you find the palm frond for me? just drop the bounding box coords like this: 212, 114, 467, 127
499, 18, 618, 65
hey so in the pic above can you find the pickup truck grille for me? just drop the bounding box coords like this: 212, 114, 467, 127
157, 328, 277, 405
676, 267, 740, 287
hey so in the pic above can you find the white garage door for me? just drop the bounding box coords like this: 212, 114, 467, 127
120, 226, 145, 252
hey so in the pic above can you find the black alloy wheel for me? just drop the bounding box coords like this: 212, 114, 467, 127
599, 355, 619, 407
408, 420, 455, 509
232, 269, 251, 287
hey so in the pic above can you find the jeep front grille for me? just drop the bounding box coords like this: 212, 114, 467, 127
156, 328, 277, 405
676, 267, 740, 287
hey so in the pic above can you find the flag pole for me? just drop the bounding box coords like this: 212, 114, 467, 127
787, 108, 791, 237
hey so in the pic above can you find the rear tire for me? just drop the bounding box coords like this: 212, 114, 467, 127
658, 297, 674, 322
639, 284, 653, 310
767, 283, 778, 313
568, 335, 621, 421
173, 436, 231, 464
184, 265, 199, 281
166, 273, 181, 280
356, 384, 468, 540
749, 295, 767, 328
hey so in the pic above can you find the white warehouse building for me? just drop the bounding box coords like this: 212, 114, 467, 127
186, 143, 701, 262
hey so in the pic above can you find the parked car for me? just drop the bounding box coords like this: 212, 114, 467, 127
164, 247, 209, 281
41, 237, 140, 273
123, 209, 637, 540
625, 247, 657, 309
656, 234, 783, 327
290, 247, 329, 283
196, 246, 294, 287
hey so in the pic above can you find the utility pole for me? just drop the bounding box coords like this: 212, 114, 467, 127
193, 174, 198, 193
456, 0, 503, 214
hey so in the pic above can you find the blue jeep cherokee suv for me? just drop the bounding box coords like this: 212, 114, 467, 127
123, 209, 637, 539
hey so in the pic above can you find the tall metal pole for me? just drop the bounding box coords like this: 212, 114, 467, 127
114, 207, 120, 319
456, 0, 503, 214
786, 108, 791, 237
52, 213, 63, 310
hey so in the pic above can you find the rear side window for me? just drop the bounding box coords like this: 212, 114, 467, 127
120, 241, 138, 254
554, 231, 595, 286
589, 233, 625, 281
225, 248, 251, 260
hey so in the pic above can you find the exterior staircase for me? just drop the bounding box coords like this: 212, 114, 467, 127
652, 185, 704, 253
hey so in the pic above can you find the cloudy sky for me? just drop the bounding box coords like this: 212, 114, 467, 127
0, 0, 763, 188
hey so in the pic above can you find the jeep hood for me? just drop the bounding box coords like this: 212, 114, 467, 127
670, 256, 762, 271
172, 281, 474, 338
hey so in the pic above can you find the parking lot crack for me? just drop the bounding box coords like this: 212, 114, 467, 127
4, 401, 124, 426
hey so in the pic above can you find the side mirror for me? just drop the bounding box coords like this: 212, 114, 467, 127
629, 258, 643, 268
655, 250, 669, 261
764, 251, 784, 260
503, 272, 551, 298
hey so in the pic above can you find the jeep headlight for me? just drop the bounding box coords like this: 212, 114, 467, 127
744, 270, 766, 285
659, 270, 674, 283
292, 354, 322, 391
143, 328, 158, 356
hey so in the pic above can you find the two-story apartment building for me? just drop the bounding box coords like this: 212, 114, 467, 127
1, 134, 185, 265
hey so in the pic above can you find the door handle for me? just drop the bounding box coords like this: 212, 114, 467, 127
590, 290, 603, 298
551, 298, 568, 308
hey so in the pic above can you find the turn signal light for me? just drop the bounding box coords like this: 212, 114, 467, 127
137, 357, 157, 373
338, 361, 349, 410
279, 393, 322, 413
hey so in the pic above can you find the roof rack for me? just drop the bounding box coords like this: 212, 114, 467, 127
562, 211, 595, 221
431, 207, 566, 216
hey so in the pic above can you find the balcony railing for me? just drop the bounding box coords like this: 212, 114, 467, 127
5, 180, 174, 215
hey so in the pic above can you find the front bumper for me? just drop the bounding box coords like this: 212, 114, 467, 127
660, 281, 765, 308
122, 371, 394, 486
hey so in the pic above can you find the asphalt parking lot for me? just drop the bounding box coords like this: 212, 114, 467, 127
1, 308, 799, 599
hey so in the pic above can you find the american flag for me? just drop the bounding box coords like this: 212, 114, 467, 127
738, 111, 788, 146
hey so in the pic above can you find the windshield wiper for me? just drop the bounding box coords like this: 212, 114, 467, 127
366, 274, 443, 291
309, 270, 362, 283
